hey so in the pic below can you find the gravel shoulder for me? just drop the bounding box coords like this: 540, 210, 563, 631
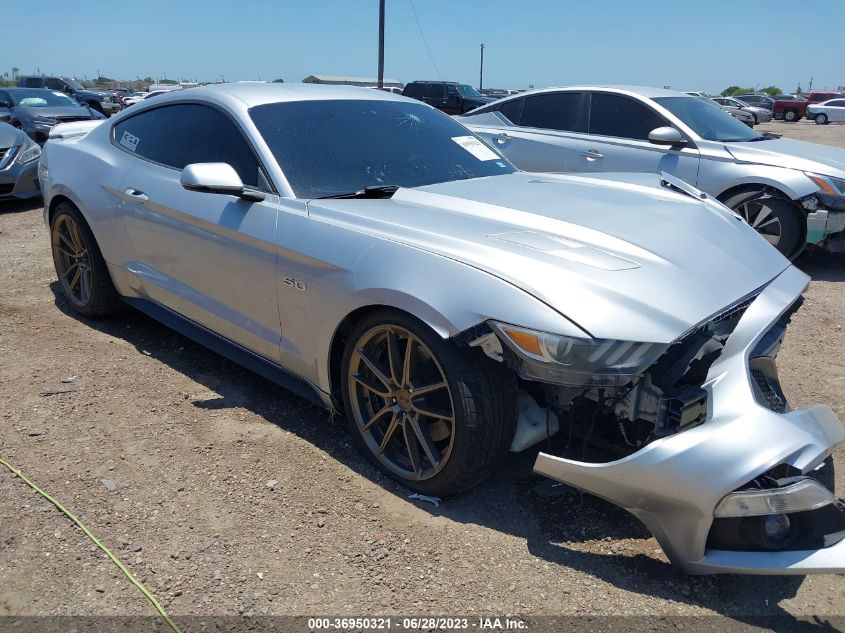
1, 120, 844, 626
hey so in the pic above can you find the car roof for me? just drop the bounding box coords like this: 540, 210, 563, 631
492, 85, 689, 100
147, 82, 411, 108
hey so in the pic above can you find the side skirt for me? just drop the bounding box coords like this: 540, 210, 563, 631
123, 297, 329, 408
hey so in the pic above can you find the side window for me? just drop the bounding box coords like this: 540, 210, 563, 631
588, 93, 667, 140
829, 100, 845, 108
519, 92, 582, 132
499, 98, 523, 124
24, 77, 42, 88
404, 84, 422, 99
113, 104, 264, 189
0, 90, 10, 106
424, 84, 444, 99
445, 84, 459, 98
45, 78, 64, 91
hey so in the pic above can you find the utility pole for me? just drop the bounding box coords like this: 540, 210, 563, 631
479, 43, 485, 91
377, 0, 385, 90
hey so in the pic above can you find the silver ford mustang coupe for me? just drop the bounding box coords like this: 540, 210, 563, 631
39, 83, 844, 575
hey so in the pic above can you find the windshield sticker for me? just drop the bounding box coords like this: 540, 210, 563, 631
451, 135, 499, 161
119, 130, 140, 152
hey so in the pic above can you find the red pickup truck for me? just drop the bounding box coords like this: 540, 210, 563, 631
773, 92, 843, 122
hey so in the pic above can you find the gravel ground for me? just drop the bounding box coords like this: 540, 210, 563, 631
1, 119, 845, 629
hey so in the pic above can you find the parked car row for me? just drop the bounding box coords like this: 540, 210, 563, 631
462, 85, 845, 258
37, 83, 845, 575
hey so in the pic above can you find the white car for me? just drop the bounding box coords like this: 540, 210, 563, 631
123, 90, 174, 107
808, 98, 845, 125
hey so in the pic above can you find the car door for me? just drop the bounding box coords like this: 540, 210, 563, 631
573, 91, 700, 184
114, 102, 283, 362
828, 100, 845, 122
471, 91, 585, 173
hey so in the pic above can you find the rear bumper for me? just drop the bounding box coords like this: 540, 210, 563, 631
533, 265, 845, 575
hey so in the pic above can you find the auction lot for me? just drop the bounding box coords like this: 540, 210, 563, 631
2, 120, 845, 626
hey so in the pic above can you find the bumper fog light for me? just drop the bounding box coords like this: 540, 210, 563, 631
762, 513, 791, 544
714, 478, 835, 518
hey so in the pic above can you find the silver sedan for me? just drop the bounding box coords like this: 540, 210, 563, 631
808, 98, 845, 124
39, 84, 845, 575
462, 86, 845, 258
712, 96, 773, 123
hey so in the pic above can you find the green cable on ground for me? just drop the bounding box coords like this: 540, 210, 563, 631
0, 456, 182, 633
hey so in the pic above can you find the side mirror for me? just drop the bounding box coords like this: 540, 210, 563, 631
181, 163, 265, 201
648, 126, 689, 147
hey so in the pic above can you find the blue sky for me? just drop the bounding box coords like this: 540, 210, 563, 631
5, 0, 844, 93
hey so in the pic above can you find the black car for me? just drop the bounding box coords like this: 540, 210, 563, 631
402, 81, 494, 114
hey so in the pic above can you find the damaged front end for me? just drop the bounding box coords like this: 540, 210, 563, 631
474, 265, 845, 574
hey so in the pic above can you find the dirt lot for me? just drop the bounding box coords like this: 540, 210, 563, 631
1, 119, 845, 629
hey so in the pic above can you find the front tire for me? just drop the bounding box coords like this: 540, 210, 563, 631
815, 113, 829, 125
723, 191, 804, 259
341, 311, 518, 496
50, 202, 123, 318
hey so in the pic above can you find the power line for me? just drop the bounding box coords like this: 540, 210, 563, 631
408, 0, 442, 80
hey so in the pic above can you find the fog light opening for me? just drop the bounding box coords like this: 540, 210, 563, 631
761, 513, 792, 548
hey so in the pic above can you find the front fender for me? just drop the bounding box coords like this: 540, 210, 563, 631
701, 162, 818, 202
305, 235, 588, 396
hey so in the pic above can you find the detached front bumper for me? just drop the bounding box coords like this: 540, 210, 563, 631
807, 207, 845, 247
534, 265, 845, 574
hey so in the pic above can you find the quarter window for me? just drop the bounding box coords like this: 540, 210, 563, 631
519, 92, 582, 132
589, 93, 667, 140
113, 104, 265, 189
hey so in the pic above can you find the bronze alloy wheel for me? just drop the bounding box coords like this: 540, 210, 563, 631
347, 324, 456, 481
52, 214, 93, 307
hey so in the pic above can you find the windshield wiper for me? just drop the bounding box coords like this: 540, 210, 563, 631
318, 185, 399, 199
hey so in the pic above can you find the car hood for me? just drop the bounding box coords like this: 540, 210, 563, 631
0, 123, 24, 147
307, 172, 790, 343
725, 137, 845, 177
17, 105, 94, 119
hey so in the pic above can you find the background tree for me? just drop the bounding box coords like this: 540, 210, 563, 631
760, 85, 782, 96
721, 86, 753, 96
272, 78, 284, 83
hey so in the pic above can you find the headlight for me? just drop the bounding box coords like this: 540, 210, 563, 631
806, 173, 845, 211
807, 173, 845, 197
16, 136, 41, 165
29, 115, 58, 125
490, 322, 670, 387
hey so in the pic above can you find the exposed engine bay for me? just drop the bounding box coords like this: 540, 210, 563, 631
524, 292, 794, 462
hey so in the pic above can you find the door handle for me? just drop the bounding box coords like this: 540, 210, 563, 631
579, 149, 604, 160
124, 188, 148, 202
494, 132, 512, 145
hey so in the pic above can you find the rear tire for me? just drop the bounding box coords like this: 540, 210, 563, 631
815, 113, 829, 125
783, 109, 799, 122
341, 310, 518, 496
50, 202, 123, 318
723, 191, 804, 259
